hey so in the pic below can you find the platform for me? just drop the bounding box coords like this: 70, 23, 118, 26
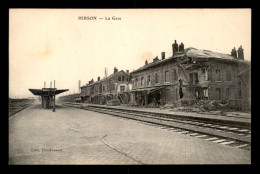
9, 103, 250, 164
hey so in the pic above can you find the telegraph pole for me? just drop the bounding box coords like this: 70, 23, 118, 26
53, 80, 55, 112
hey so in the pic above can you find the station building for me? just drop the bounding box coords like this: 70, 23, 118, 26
129, 40, 251, 110
80, 67, 131, 104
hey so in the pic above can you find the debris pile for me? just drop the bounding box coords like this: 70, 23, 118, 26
147, 102, 159, 108
160, 100, 230, 113
159, 102, 181, 110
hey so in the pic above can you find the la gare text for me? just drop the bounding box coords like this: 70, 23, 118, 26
78, 16, 121, 20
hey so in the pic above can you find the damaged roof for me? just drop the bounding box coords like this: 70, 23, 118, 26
131, 47, 250, 74
185, 47, 236, 60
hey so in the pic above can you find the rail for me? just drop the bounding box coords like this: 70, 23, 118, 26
62, 102, 251, 150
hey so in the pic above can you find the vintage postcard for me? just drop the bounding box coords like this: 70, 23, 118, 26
9, 8, 251, 165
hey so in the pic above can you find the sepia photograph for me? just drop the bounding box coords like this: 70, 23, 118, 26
9, 8, 251, 165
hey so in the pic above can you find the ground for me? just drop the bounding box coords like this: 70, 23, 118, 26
9, 103, 250, 164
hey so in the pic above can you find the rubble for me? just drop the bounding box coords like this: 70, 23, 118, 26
106, 99, 121, 106
159, 99, 231, 114
159, 102, 181, 110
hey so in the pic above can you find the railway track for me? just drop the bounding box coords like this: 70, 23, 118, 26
62, 102, 251, 151
9, 102, 34, 117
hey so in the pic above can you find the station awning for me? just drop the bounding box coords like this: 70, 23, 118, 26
80, 95, 90, 97
117, 91, 130, 94
148, 87, 164, 94
29, 89, 69, 96
90, 93, 102, 97
131, 86, 165, 93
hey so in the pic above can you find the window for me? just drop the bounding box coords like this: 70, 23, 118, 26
176, 88, 178, 101
120, 86, 125, 92
173, 69, 178, 81
194, 73, 198, 83
189, 73, 193, 84
165, 71, 170, 82
135, 78, 138, 87
103, 86, 105, 91
202, 67, 208, 80
141, 77, 144, 86
239, 81, 242, 98
216, 69, 221, 81
122, 76, 124, 81
216, 88, 221, 100
226, 88, 230, 99
147, 75, 150, 85
110, 84, 115, 90
226, 71, 231, 81
118, 76, 121, 81
189, 73, 198, 84
208, 69, 212, 81
155, 73, 159, 83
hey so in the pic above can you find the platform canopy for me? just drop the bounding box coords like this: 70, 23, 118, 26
29, 88, 69, 96
131, 86, 165, 93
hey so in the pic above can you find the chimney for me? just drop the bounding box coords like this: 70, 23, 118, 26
145, 60, 148, 65
161, 52, 165, 60
172, 40, 179, 55
179, 42, 184, 52
237, 45, 244, 60
126, 70, 129, 75
79, 80, 81, 93
114, 67, 118, 74
98, 76, 100, 81
153, 56, 159, 63
104, 68, 108, 78
231, 47, 237, 58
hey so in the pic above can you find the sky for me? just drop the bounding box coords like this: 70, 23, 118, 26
9, 9, 251, 98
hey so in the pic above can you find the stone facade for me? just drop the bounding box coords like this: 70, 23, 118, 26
80, 68, 131, 104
